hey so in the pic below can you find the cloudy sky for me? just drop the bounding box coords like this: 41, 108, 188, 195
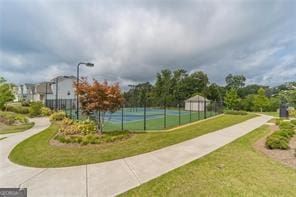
0, 0, 296, 88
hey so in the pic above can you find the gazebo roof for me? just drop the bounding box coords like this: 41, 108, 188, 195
185, 95, 208, 102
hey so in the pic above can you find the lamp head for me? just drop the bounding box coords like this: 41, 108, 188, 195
86, 63, 94, 67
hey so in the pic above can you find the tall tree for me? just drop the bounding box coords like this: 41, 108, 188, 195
188, 71, 209, 95
279, 89, 296, 106
224, 88, 240, 110
0, 77, 14, 109
225, 74, 246, 90
238, 84, 268, 98
75, 78, 123, 134
205, 83, 224, 101
253, 88, 270, 112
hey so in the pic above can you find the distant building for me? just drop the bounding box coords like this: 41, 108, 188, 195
14, 75, 76, 105
48, 76, 76, 100
184, 95, 208, 111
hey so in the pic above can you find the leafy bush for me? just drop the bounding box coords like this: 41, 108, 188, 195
288, 107, 296, 117
265, 124, 295, 150
0, 111, 29, 125
59, 118, 96, 135
5, 105, 29, 114
50, 111, 66, 121
279, 122, 294, 130
275, 119, 282, 125
29, 101, 44, 117
290, 119, 296, 126
224, 110, 248, 115
54, 129, 131, 145
266, 135, 289, 149
21, 101, 30, 107
41, 107, 52, 116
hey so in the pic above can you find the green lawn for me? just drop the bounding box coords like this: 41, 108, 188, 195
121, 125, 296, 196
0, 123, 34, 134
258, 111, 278, 117
9, 114, 255, 167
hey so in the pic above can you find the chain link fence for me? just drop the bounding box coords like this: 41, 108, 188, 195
45, 99, 223, 131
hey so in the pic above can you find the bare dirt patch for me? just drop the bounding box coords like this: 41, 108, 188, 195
254, 124, 296, 169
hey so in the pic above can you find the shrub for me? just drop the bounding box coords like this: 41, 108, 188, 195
224, 110, 248, 115
290, 119, 296, 126
29, 101, 44, 117
275, 119, 282, 125
21, 101, 30, 107
58, 118, 96, 135
288, 107, 296, 117
41, 107, 52, 116
266, 135, 289, 149
265, 127, 295, 150
279, 122, 294, 130
50, 111, 66, 121
5, 105, 29, 114
54, 128, 131, 145
0, 111, 29, 125
0, 116, 15, 125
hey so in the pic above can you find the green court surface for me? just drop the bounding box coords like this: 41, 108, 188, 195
66, 107, 219, 131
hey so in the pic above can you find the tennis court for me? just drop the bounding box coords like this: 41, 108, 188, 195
102, 107, 218, 131
55, 99, 223, 131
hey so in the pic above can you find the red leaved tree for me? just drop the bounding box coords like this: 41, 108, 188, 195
75, 78, 124, 134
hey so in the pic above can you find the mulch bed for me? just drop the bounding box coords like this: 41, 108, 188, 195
254, 124, 296, 169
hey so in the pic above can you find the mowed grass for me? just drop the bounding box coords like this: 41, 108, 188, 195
121, 125, 296, 197
0, 123, 34, 134
9, 114, 255, 167
258, 111, 278, 117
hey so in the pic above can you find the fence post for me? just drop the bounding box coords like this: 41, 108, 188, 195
70, 99, 72, 119
204, 100, 207, 119
144, 102, 146, 131
198, 98, 200, 120
121, 105, 124, 131
178, 101, 181, 125
189, 100, 192, 122
164, 97, 166, 129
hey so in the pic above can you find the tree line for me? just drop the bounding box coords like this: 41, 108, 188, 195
123, 69, 295, 112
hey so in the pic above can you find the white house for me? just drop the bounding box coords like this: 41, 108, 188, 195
184, 95, 208, 111
14, 75, 76, 105
48, 75, 76, 100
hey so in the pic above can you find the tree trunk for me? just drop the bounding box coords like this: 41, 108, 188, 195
96, 110, 103, 135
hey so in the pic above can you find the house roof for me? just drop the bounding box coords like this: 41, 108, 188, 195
185, 95, 208, 102
50, 75, 76, 82
36, 82, 53, 94
24, 83, 36, 94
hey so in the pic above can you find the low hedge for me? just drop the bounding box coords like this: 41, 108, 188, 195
50, 111, 66, 121
54, 131, 131, 145
266, 134, 289, 149
265, 122, 295, 150
279, 121, 295, 130
224, 110, 248, 115
0, 111, 29, 125
4, 105, 29, 114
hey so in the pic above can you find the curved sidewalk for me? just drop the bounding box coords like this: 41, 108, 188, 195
0, 115, 272, 197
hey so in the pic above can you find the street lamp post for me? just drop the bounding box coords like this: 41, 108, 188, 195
56, 78, 58, 111
76, 62, 94, 120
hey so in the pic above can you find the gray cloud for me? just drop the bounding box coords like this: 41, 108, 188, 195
0, 0, 296, 88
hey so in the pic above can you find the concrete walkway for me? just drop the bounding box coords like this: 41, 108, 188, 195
0, 115, 272, 197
